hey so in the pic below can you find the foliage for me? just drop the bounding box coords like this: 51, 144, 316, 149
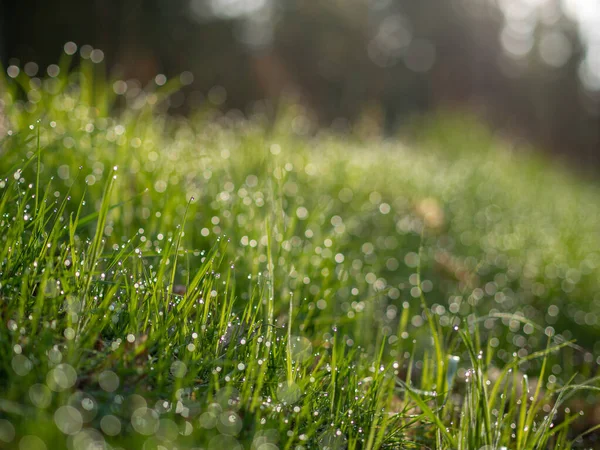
0, 55, 599, 449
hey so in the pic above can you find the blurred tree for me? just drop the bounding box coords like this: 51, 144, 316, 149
1, 0, 598, 168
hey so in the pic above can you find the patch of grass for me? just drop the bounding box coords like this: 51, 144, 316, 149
0, 50, 600, 449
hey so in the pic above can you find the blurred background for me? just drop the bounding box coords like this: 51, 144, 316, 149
1, 0, 599, 168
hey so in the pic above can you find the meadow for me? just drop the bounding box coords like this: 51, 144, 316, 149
1, 50, 600, 449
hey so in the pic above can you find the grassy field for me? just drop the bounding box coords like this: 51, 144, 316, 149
1, 52, 600, 449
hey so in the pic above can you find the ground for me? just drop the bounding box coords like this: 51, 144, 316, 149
1, 58, 600, 449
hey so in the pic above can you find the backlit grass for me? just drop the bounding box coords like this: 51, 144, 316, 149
1, 47, 600, 449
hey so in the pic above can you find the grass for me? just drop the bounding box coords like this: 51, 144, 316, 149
1, 48, 600, 449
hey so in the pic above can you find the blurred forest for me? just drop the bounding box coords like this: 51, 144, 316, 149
1, 0, 599, 168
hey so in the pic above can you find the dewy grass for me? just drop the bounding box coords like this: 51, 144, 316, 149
1, 47, 600, 449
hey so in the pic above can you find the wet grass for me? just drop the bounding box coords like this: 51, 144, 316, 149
1, 49, 600, 449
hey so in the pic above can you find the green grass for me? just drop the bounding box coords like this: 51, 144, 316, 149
1, 50, 600, 449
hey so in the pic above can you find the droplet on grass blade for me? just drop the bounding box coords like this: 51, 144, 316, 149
100, 415, 121, 436
130, 407, 159, 435
46, 364, 77, 391
0, 419, 15, 443
217, 411, 243, 436
290, 335, 312, 363
170, 361, 188, 378
447, 355, 460, 390
318, 430, 347, 450
54, 405, 83, 435
11, 355, 32, 376
29, 384, 52, 409
19, 435, 46, 450
67, 428, 105, 449
98, 370, 119, 392
208, 434, 242, 450
276, 382, 301, 404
